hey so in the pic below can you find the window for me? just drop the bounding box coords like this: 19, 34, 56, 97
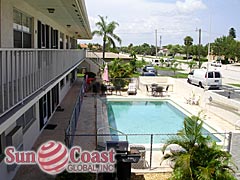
60, 79, 64, 89
13, 9, 32, 48
17, 105, 36, 133
189, 71, 194, 75
41, 24, 46, 48
208, 72, 214, 78
215, 72, 221, 78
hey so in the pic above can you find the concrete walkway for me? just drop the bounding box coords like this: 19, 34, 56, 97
13, 79, 86, 180
73, 95, 96, 150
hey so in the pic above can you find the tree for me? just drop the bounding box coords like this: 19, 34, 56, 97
108, 58, 132, 88
187, 60, 197, 72
129, 51, 137, 73
229, 27, 236, 39
92, 15, 121, 60
170, 60, 179, 75
161, 113, 236, 180
184, 36, 193, 59
171, 45, 182, 57
212, 36, 236, 61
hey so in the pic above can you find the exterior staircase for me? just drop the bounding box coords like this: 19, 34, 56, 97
79, 51, 106, 76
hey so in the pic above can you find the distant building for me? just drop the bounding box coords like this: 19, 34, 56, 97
80, 43, 89, 49
87, 51, 133, 62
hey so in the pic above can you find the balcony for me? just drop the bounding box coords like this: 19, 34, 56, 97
0, 48, 86, 116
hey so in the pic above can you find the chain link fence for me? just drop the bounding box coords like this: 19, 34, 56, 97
65, 132, 230, 170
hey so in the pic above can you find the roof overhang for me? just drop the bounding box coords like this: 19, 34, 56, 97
22, 0, 92, 39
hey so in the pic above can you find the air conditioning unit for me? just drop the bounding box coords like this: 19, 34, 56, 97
6, 126, 23, 172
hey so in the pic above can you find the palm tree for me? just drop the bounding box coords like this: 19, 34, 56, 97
161, 114, 236, 180
187, 60, 197, 72
92, 15, 121, 61
184, 36, 193, 59
229, 27, 236, 39
129, 51, 137, 73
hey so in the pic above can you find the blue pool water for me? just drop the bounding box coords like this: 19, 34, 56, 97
107, 100, 219, 144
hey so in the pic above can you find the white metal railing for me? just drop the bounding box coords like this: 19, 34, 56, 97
86, 50, 105, 67
0, 48, 86, 116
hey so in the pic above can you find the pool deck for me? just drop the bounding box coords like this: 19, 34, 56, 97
13, 78, 239, 179
94, 82, 238, 173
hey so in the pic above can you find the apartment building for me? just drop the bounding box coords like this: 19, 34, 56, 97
0, 0, 91, 179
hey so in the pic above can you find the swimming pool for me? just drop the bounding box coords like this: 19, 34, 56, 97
106, 100, 220, 144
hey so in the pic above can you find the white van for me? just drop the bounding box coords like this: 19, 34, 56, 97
187, 69, 222, 89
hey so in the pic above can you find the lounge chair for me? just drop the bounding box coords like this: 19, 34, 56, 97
127, 83, 137, 95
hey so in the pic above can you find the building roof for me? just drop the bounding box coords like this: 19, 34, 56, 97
80, 44, 88, 49
22, 0, 92, 39
87, 52, 132, 60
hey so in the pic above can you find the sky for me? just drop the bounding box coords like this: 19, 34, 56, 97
80, 0, 240, 47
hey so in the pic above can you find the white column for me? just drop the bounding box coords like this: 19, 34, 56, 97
0, 52, 5, 113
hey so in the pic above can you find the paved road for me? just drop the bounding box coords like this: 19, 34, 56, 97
221, 64, 240, 84
138, 55, 240, 85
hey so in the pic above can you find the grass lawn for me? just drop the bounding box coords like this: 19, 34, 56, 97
155, 66, 183, 71
172, 73, 189, 78
228, 83, 240, 87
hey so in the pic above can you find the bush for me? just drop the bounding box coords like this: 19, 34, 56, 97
222, 59, 230, 64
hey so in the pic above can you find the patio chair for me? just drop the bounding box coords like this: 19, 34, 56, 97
192, 95, 200, 105
146, 85, 152, 96
130, 145, 149, 169
127, 83, 137, 95
115, 85, 121, 95
162, 85, 170, 97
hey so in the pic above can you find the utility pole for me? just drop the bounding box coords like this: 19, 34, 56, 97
159, 35, 162, 51
207, 14, 212, 62
198, 28, 201, 68
155, 29, 157, 58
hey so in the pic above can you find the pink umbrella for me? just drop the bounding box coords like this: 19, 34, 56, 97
102, 63, 109, 82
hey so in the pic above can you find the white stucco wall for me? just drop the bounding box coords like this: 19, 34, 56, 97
0, 0, 77, 48
0, 0, 14, 47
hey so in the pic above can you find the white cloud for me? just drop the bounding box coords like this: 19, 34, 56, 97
176, 0, 207, 13
82, 0, 208, 46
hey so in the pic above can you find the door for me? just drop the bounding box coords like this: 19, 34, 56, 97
39, 95, 48, 130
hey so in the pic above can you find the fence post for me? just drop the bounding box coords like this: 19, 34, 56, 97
227, 132, 232, 152
149, 134, 153, 169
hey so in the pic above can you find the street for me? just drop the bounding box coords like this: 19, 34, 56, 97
137, 55, 240, 85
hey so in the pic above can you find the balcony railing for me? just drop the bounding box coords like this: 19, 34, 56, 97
0, 48, 86, 116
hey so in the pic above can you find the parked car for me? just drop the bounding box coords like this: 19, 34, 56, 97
211, 60, 222, 67
143, 65, 157, 75
141, 72, 156, 76
187, 69, 222, 89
